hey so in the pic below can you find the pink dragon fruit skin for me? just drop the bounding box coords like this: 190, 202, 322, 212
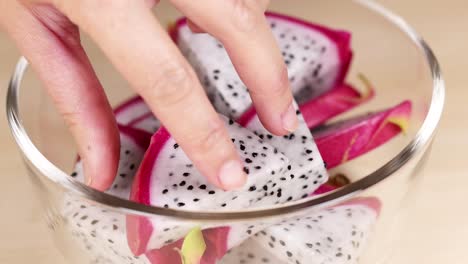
314, 100, 412, 169
301, 81, 374, 129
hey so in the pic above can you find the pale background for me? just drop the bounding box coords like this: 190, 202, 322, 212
0, 0, 467, 263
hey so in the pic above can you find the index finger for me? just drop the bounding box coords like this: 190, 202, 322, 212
57, 0, 247, 190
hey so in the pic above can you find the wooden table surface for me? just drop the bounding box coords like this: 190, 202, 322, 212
1, 0, 467, 263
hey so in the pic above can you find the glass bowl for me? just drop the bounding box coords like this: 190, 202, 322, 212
6, 0, 444, 263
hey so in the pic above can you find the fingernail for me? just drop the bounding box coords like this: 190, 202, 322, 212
281, 103, 298, 132
218, 160, 247, 190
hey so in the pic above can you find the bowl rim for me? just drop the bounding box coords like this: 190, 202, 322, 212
6, 0, 445, 221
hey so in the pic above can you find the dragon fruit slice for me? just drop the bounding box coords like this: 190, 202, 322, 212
64, 125, 152, 263
170, 12, 352, 118
237, 103, 329, 201
220, 197, 381, 264
62, 197, 151, 264
128, 116, 306, 254
314, 100, 412, 169
71, 124, 151, 198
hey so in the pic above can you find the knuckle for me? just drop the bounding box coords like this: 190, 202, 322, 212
191, 121, 227, 155
230, 0, 259, 34
251, 66, 290, 97
62, 0, 132, 27
146, 61, 194, 107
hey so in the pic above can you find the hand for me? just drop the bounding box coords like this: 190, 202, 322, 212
0, 0, 297, 191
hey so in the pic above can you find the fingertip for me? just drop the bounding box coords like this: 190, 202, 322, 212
82, 122, 120, 191
218, 159, 248, 190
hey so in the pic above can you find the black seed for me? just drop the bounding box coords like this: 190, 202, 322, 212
179, 181, 186, 187
302, 194, 308, 198
244, 167, 250, 174
261, 153, 267, 157
229, 119, 234, 125
213, 69, 220, 74
193, 198, 199, 202
113, 224, 118, 230
245, 158, 253, 163
263, 185, 268, 191
268, 242, 274, 248
129, 164, 135, 170
305, 149, 313, 154
91, 220, 99, 225
227, 84, 234, 89
177, 203, 185, 207
162, 189, 169, 194
173, 143, 179, 149
303, 185, 308, 189
187, 185, 194, 190
163, 228, 170, 232
286, 251, 293, 257
254, 166, 262, 170
108, 239, 114, 244
280, 177, 286, 181
327, 237, 333, 242
240, 145, 246, 151
336, 253, 343, 257
71, 172, 77, 177
308, 158, 314, 161
249, 186, 257, 192
125, 150, 131, 155
80, 215, 88, 220
214, 75, 219, 80
119, 173, 127, 178
247, 230, 252, 235
233, 92, 238, 97
267, 134, 273, 139
208, 190, 216, 195
221, 203, 227, 207
199, 184, 207, 190
169, 172, 174, 177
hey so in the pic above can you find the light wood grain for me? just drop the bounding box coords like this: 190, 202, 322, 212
0, 0, 467, 263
